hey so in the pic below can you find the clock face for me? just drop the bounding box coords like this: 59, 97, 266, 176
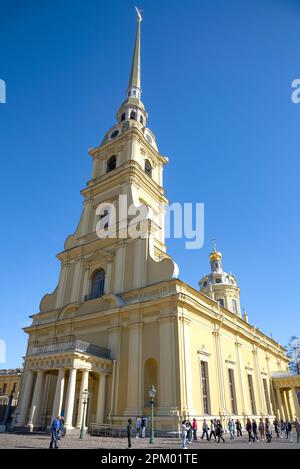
146, 133, 152, 144
111, 130, 119, 139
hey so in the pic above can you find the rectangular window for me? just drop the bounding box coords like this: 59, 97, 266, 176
263, 379, 271, 414
217, 298, 224, 307
232, 299, 238, 314
2, 383, 7, 395
247, 374, 257, 415
228, 368, 237, 414
200, 361, 210, 414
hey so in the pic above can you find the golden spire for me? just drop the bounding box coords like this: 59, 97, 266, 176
128, 7, 142, 93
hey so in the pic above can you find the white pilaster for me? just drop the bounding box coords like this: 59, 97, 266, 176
124, 322, 143, 416
70, 258, 84, 303
179, 317, 197, 416
158, 315, 177, 414
235, 339, 247, 415
104, 260, 113, 294
96, 374, 106, 424
113, 242, 126, 293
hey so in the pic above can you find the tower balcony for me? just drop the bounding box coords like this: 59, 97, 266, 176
28, 340, 110, 360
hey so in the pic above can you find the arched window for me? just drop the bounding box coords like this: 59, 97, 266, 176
106, 155, 116, 173
130, 110, 136, 120
144, 159, 152, 178
100, 209, 109, 230
91, 269, 105, 299
140, 115, 144, 125
121, 113, 125, 122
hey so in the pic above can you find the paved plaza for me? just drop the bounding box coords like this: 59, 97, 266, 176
0, 432, 298, 449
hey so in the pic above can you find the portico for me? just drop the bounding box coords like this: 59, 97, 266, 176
15, 340, 112, 432
272, 373, 300, 421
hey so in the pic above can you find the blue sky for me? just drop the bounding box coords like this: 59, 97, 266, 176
1, 0, 300, 368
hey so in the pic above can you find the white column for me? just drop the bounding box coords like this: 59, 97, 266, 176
76, 370, 89, 428
55, 263, 68, 309
52, 368, 65, 420
64, 368, 77, 429
18, 369, 33, 426
124, 322, 143, 416
70, 259, 84, 303
28, 371, 45, 428
96, 374, 106, 424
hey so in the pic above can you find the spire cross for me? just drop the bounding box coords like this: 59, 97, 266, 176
212, 238, 217, 252
135, 6, 143, 22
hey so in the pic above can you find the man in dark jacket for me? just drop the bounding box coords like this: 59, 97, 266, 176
127, 419, 132, 449
49, 416, 62, 449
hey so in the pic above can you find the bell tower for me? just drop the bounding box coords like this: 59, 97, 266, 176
39, 8, 178, 314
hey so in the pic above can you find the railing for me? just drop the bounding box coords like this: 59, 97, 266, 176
28, 340, 110, 359
90, 424, 126, 438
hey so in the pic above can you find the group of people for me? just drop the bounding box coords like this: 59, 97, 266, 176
181, 416, 300, 447
182, 418, 226, 448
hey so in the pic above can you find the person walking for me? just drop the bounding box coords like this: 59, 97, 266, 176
182, 420, 188, 449
273, 418, 280, 438
209, 419, 216, 441
141, 417, 146, 438
252, 419, 258, 441
201, 419, 209, 440
236, 419, 242, 437
294, 417, 300, 443
192, 418, 198, 441
216, 420, 225, 443
127, 418, 132, 449
49, 415, 62, 449
265, 418, 272, 443
258, 418, 265, 440
136, 417, 141, 438
280, 420, 285, 438
228, 419, 235, 439
285, 420, 292, 440
246, 418, 255, 443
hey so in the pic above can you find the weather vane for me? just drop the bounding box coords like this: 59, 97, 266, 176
212, 238, 217, 251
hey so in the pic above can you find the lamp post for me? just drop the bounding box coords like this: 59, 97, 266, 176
79, 388, 89, 439
149, 385, 156, 444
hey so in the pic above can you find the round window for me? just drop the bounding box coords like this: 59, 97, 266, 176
111, 130, 119, 139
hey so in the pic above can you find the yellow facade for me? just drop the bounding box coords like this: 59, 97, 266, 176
14, 11, 298, 433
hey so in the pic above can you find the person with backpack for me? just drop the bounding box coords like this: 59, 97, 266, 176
49, 415, 62, 449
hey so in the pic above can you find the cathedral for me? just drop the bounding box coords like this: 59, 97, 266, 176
15, 11, 299, 433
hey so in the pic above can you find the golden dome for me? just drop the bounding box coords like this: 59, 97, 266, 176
210, 250, 222, 262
